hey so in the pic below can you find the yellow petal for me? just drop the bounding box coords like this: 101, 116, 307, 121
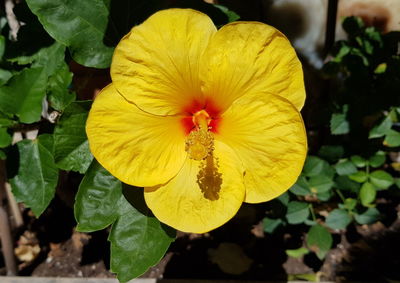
201, 22, 305, 112
111, 9, 217, 116
216, 94, 307, 203
144, 141, 245, 233
86, 84, 187, 187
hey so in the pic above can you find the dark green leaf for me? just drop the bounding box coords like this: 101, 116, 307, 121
213, 4, 240, 22
351, 155, 367, 167
325, 209, 352, 230
109, 189, 175, 282
75, 160, 122, 232
277, 192, 289, 206
349, 171, 368, 183
335, 175, 361, 192
369, 170, 394, 189
286, 201, 309, 224
354, 208, 380, 225
0, 35, 5, 59
318, 145, 344, 162
330, 113, 349, 135
0, 69, 12, 86
342, 17, 364, 37
359, 182, 376, 206
47, 62, 75, 111
0, 67, 47, 123
317, 190, 333, 202
0, 128, 12, 148
26, 0, 114, 68
54, 101, 93, 173
9, 135, 58, 216
289, 176, 311, 196
369, 151, 386, 168
335, 159, 358, 176
262, 217, 283, 234
384, 130, 400, 147
306, 224, 332, 260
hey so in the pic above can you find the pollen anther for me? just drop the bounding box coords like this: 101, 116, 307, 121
185, 110, 214, 160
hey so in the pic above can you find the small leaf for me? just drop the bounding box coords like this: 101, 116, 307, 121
318, 145, 344, 162
109, 189, 175, 282
351, 155, 367, 168
359, 182, 376, 206
8, 135, 58, 217
349, 171, 368, 183
330, 113, 349, 135
303, 156, 330, 177
286, 201, 310, 224
75, 160, 122, 232
343, 198, 357, 210
354, 208, 380, 225
369, 116, 392, 138
369, 151, 386, 168
213, 4, 240, 22
335, 175, 361, 192
306, 224, 333, 260
308, 175, 334, 194
262, 217, 283, 234
369, 170, 394, 189
286, 247, 309, 258
325, 209, 352, 230
0, 128, 12, 148
335, 159, 358, 176
53, 101, 93, 173
47, 62, 75, 111
384, 130, 400, 147
290, 176, 311, 196
0, 67, 47, 123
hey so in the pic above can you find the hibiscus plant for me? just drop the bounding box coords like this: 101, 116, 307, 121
0, 0, 399, 282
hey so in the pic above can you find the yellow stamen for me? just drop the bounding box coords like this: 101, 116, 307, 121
185, 110, 214, 160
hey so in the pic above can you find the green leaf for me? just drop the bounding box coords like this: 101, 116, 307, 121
0, 35, 5, 59
351, 155, 367, 167
277, 192, 289, 206
0, 67, 47, 123
335, 175, 361, 192
0, 69, 12, 86
75, 160, 122, 232
359, 182, 376, 206
308, 175, 334, 194
306, 224, 333, 260
369, 151, 386, 168
26, 0, 114, 68
213, 4, 240, 22
342, 17, 364, 36
330, 113, 349, 135
9, 42, 66, 77
262, 217, 283, 234
286, 201, 310, 224
318, 145, 344, 163
109, 189, 175, 282
47, 62, 75, 111
0, 128, 12, 148
349, 171, 368, 183
354, 208, 380, 225
8, 135, 58, 216
53, 101, 93, 173
335, 159, 358, 176
290, 176, 311, 196
369, 116, 392, 138
303, 155, 329, 177
369, 170, 394, 189
325, 209, 352, 230
286, 247, 309, 258
343, 198, 357, 210
317, 190, 333, 202
384, 129, 400, 147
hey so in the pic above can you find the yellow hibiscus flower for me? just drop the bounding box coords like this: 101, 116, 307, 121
86, 8, 307, 233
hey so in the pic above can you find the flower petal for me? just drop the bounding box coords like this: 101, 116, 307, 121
144, 141, 245, 233
86, 84, 187, 187
201, 22, 305, 113
216, 94, 307, 203
111, 9, 217, 116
